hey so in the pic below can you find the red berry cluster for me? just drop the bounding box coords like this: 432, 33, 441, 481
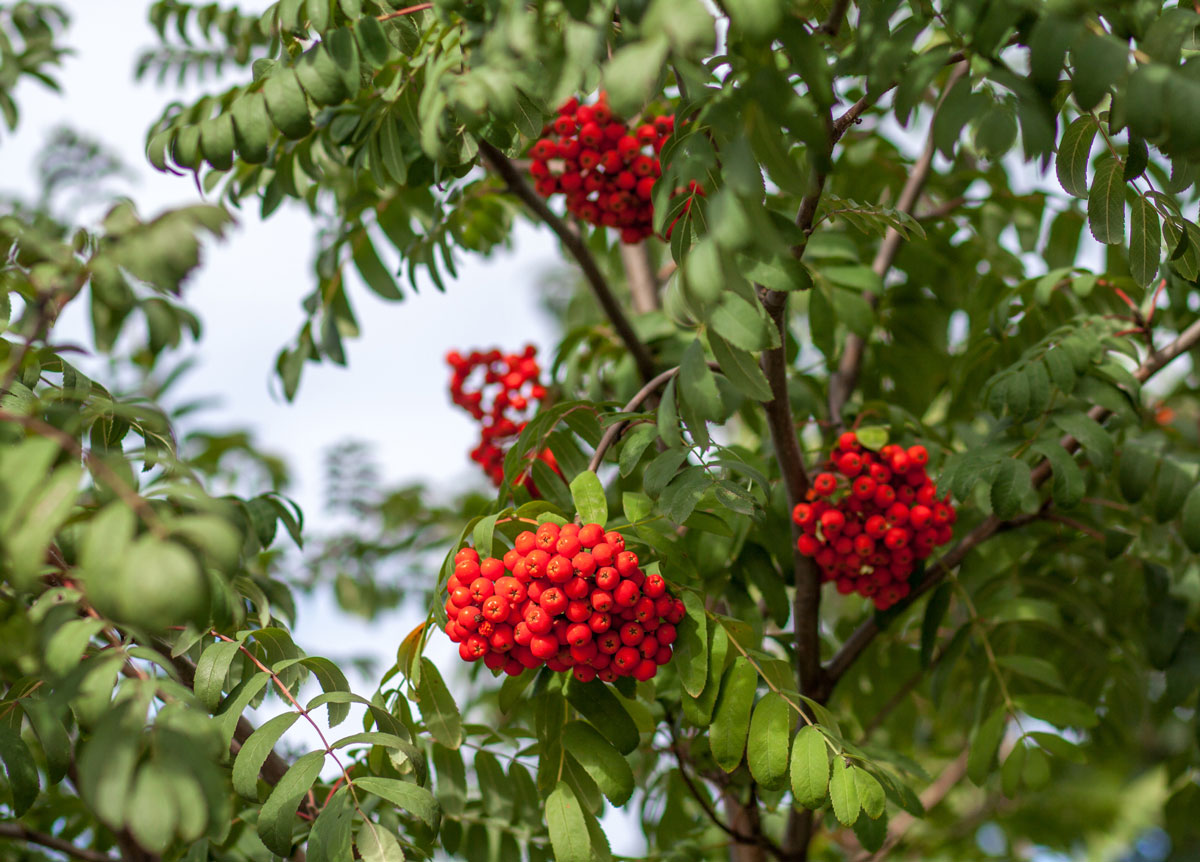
443, 522, 685, 683
792, 431, 957, 611
447, 346, 549, 487
529, 93, 675, 244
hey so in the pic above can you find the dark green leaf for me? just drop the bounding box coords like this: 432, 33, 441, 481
258, 750, 325, 856
564, 678, 640, 755
967, 706, 1007, 785
415, 658, 462, 749
1087, 158, 1125, 244
562, 722, 634, 805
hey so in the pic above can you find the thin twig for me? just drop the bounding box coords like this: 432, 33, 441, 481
1043, 512, 1105, 542
0, 823, 116, 862
823, 317, 1200, 693
376, 3, 431, 20
664, 714, 785, 859
478, 141, 657, 382
587, 367, 680, 472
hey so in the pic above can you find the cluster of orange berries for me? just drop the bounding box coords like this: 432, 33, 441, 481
446, 346, 549, 487
792, 431, 957, 611
443, 523, 685, 683
528, 93, 674, 244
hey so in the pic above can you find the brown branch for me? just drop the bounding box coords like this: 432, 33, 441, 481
827, 61, 969, 427
478, 140, 657, 382
664, 717, 784, 860
0, 823, 117, 862
587, 366, 680, 472
817, 0, 852, 36
823, 317, 1200, 693
830, 50, 969, 142
620, 241, 660, 313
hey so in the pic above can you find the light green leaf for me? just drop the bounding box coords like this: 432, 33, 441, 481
828, 758, 861, 826
569, 470, 608, 526
126, 762, 179, 854
746, 693, 790, 789
853, 766, 886, 819
309, 785, 355, 862
790, 725, 829, 809
193, 637, 244, 711
357, 823, 406, 862
356, 776, 440, 829
1014, 694, 1099, 729
545, 781, 591, 862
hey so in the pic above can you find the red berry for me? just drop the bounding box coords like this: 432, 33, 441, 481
515, 531, 536, 554
578, 523, 604, 547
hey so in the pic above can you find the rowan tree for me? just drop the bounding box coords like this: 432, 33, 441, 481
2, 1, 1200, 861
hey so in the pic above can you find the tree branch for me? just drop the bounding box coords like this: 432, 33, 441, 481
817, 0, 852, 36
620, 241, 660, 313
0, 823, 117, 862
830, 50, 969, 142
827, 61, 968, 427
823, 316, 1200, 693
478, 141, 657, 382
587, 366, 680, 472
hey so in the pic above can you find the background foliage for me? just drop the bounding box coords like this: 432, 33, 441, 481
2, 1, 1200, 861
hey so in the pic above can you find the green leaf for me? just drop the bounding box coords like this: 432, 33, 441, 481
920, 583, 952, 667
353, 231, 403, 300
1055, 116, 1097, 198
708, 331, 772, 402
309, 785, 355, 862
562, 722, 634, 805
356, 777, 440, 829
296, 42, 350, 106
44, 618, 105, 676
1118, 444, 1157, 503
1072, 33, 1128, 111
1053, 413, 1114, 470
679, 340, 723, 421
1087, 158, 1125, 244
300, 656, 352, 727
231, 92, 271, 163
854, 767, 886, 819
1014, 694, 1099, 729
1129, 195, 1162, 288
682, 621, 728, 726
1155, 459, 1192, 523
790, 725, 829, 809
232, 712, 300, 800
852, 808, 888, 853
126, 762, 179, 853
746, 693, 790, 790
618, 424, 658, 477
602, 37, 667, 117
709, 657, 756, 772
711, 293, 772, 351
967, 706, 1007, 785
828, 758, 861, 826
258, 750, 325, 856
193, 638, 244, 711
7, 462, 82, 589
673, 591, 708, 698
990, 458, 1032, 520
545, 781, 591, 862
415, 657, 462, 749
1000, 743, 1026, 798
1023, 746, 1051, 789
1181, 485, 1200, 552
1030, 440, 1084, 509
263, 70, 313, 139
996, 655, 1064, 690
357, 824, 406, 862
569, 470, 607, 526
564, 678, 640, 755
0, 726, 39, 816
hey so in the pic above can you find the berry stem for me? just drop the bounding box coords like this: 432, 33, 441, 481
376, 3, 432, 20
477, 140, 658, 383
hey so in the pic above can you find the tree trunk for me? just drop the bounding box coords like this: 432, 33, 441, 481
722, 788, 767, 862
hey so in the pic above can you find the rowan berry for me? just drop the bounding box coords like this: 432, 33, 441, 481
813, 473, 838, 496
615, 551, 639, 577
515, 531, 536, 554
